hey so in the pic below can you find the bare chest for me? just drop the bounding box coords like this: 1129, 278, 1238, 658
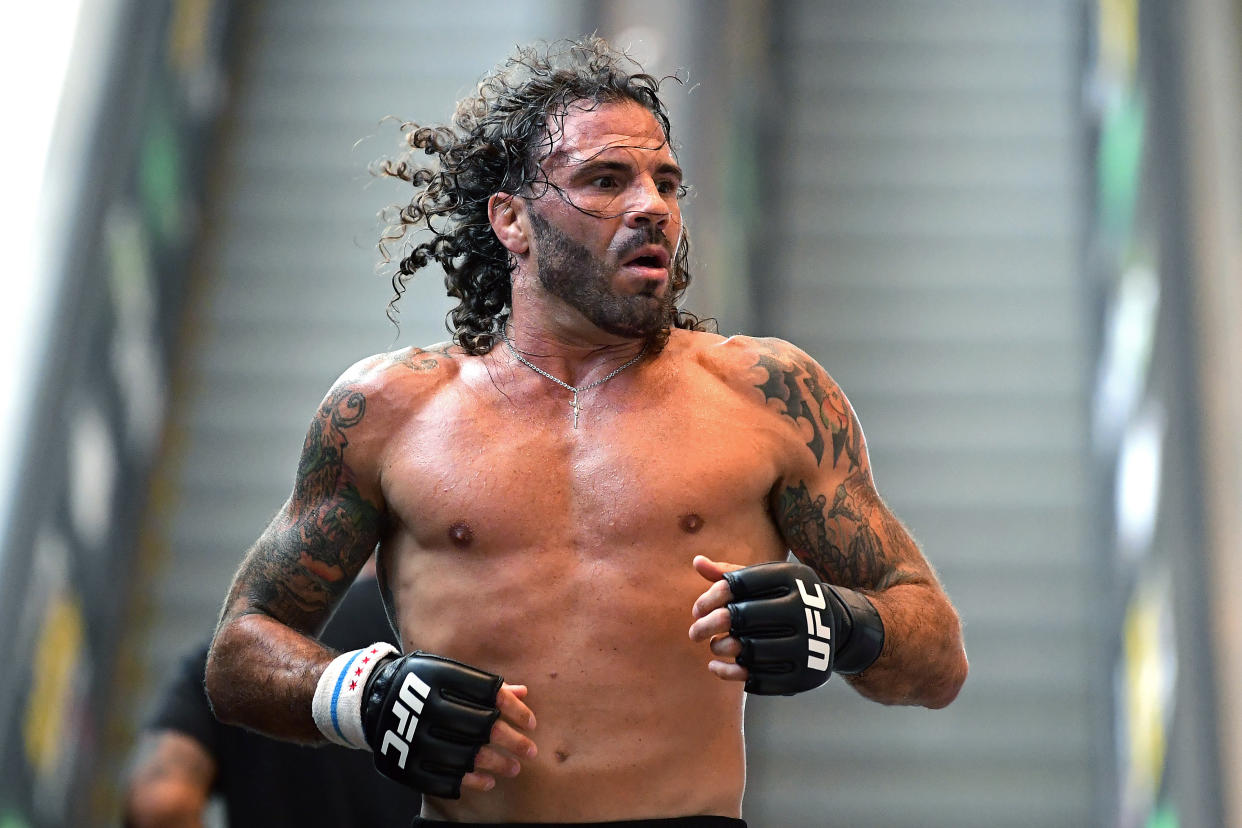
380, 383, 783, 558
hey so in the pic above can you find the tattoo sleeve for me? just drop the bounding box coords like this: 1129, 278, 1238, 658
755, 343, 920, 592
753, 340, 969, 706
231, 384, 383, 632
206, 363, 407, 739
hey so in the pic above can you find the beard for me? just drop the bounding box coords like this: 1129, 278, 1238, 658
527, 207, 674, 339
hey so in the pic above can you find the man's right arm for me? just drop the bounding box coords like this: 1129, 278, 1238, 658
204, 354, 538, 795
206, 371, 387, 742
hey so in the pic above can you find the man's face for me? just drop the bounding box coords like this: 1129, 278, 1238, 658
522, 100, 684, 338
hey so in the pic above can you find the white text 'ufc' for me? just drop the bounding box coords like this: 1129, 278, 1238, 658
380, 671, 431, 769
796, 578, 832, 672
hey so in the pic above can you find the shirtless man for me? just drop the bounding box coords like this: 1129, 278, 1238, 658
205, 37, 967, 827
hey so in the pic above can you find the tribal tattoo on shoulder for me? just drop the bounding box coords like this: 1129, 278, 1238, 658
239, 385, 383, 629
754, 346, 864, 472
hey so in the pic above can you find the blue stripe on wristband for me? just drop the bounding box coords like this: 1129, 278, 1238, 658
313, 642, 398, 749
329, 648, 367, 743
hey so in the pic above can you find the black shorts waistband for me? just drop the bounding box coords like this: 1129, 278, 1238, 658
411, 817, 746, 828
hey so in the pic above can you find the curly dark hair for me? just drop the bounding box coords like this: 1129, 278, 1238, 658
373, 35, 711, 355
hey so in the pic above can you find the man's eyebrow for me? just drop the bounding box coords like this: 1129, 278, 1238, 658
655, 161, 684, 181
574, 159, 630, 176
571, 158, 684, 180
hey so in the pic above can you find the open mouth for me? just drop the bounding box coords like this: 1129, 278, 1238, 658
622, 245, 671, 273
628, 255, 666, 269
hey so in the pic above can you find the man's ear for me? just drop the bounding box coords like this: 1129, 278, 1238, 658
488, 192, 529, 255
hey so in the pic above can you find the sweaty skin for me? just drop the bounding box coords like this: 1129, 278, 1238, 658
206, 100, 967, 823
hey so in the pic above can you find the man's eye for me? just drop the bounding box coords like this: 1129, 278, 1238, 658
591, 176, 618, 189
658, 180, 680, 195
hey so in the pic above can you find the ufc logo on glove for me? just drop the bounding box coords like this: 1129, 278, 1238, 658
381, 671, 431, 769
796, 579, 832, 672
314, 647, 504, 798
724, 561, 885, 695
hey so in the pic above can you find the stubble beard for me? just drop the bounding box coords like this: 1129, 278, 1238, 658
527, 207, 673, 340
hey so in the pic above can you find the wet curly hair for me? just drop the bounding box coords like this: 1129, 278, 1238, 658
373, 35, 710, 355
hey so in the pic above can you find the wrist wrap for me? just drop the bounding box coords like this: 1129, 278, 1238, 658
828, 580, 886, 675
312, 642, 399, 748
724, 560, 884, 695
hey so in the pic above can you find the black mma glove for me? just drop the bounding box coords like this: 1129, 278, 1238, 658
363, 651, 502, 797
312, 644, 502, 798
723, 560, 885, 696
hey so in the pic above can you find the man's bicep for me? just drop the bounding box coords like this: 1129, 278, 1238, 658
756, 344, 929, 592
775, 471, 929, 593
222, 382, 386, 633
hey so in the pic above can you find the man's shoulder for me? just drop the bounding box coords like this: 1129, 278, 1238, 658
672, 330, 818, 381
670, 332, 847, 431
316, 342, 470, 431
333, 341, 464, 396
382, 341, 468, 382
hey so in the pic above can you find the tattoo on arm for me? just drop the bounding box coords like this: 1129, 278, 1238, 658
754, 348, 864, 472
757, 343, 926, 591
778, 479, 885, 587
237, 385, 383, 631
776, 472, 927, 592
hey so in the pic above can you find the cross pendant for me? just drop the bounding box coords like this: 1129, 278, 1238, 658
570, 392, 581, 428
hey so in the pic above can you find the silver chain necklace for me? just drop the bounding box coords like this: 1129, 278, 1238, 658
500, 327, 647, 428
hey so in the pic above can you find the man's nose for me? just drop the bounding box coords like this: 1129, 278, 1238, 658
623, 178, 672, 230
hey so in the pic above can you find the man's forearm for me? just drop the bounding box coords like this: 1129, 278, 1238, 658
205, 612, 337, 742
844, 583, 967, 708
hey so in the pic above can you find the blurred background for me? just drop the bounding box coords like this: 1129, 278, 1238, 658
1, 0, 1239, 825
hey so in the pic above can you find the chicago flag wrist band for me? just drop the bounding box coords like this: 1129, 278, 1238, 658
312, 642, 398, 749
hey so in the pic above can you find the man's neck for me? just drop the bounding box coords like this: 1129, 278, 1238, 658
501, 316, 648, 389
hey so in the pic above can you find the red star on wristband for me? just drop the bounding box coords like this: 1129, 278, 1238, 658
349, 680, 357, 690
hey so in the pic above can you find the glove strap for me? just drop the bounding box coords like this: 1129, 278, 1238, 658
827, 585, 885, 675
312, 642, 398, 749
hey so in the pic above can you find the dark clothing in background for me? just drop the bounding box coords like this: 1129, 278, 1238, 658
150, 577, 421, 827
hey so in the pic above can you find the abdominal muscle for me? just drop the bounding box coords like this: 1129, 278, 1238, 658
388, 540, 751, 822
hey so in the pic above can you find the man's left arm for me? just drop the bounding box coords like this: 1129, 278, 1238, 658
776, 456, 967, 708
691, 341, 967, 708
